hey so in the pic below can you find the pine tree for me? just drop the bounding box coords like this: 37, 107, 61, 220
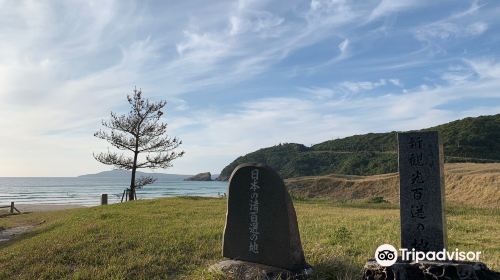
94, 88, 184, 200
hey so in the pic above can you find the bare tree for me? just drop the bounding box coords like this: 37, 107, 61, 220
94, 88, 184, 201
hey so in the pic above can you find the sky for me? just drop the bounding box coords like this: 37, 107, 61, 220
0, 0, 499, 177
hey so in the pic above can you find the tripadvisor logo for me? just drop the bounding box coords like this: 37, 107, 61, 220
374, 244, 482, 267
375, 244, 398, 266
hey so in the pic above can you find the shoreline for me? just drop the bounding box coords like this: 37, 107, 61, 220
1, 195, 225, 213
1, 204, 86, 213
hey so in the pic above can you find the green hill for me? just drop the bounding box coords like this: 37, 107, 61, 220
218, 114, 500, 180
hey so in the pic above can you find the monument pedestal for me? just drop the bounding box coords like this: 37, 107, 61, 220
363, 259, 500, 280
210, 260, 313, 280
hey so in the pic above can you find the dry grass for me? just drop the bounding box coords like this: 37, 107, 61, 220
286, 163, 500, 208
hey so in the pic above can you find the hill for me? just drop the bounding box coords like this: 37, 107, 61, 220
218, 114, 500, 180
78, 170, 191, 181
285, 163, 500, 209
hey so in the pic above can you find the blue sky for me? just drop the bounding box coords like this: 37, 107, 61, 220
1, 0, 499, 176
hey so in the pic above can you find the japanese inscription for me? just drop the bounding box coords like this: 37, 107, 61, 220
248, 169, 260, 254
398, 132, 447, 252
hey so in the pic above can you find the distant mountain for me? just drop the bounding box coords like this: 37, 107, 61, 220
78, 170, 191, 181
218, 114, 500, 180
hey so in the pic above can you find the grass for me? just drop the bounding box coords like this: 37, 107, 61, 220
0, 197, 499, 279
286, 163, 500, 209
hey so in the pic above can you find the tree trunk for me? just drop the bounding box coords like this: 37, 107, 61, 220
129, 188, 135, 201
129, 169, 136, 201
129, 150, 139, 201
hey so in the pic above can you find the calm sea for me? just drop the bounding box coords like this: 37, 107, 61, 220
0, 177, 228, 206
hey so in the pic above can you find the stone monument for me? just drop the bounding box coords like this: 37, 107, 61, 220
211, 163, 311, 279
398, 131, 446, 252
363, 131, 500, 280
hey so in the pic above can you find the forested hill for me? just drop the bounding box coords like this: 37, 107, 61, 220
218, 114, 500, 180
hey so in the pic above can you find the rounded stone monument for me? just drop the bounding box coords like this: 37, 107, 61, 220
211, 163, 312, 279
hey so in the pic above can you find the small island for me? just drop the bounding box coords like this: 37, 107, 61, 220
184, 172, 212, 181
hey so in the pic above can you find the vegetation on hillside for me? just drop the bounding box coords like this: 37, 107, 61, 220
285, 163, 500, 209
219, 114, 500, 180
0, 198, 498, 279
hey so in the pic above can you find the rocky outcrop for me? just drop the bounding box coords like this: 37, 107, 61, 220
184, 172, 212, 181
215, 175, 229, 181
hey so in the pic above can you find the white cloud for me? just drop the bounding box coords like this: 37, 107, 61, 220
369, 0, 421, 21
416, 22, 459, 40
300, 86, 338, 100
416, 21, 488, 41
337, 38, 349, 58
414, 1, 490, 43
176, 31, 229, 57
466, 58, 500, 79
440, 72, 473, 85
229, 11, 284, 36
338, 38, 349, 53
341, 80, 382, 92
389, 79, 402, 87
466, 21, 488, 36
339, 79, 399, 93
309, 0, 352, 16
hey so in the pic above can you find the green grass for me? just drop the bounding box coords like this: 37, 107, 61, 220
0, 197, 498, 279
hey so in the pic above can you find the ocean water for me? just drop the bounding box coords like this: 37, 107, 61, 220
0, 177, 228, 206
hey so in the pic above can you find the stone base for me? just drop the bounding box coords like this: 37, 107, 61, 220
363, 259, 500, 280
209, 260, 313, 280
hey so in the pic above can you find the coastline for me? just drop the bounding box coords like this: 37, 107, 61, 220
0, 180, 228, 206
2, 204, 85, 213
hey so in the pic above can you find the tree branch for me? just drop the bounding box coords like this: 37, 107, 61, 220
135, 176, 157, 188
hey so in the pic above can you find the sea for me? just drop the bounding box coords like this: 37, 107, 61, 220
0, 177, 228, 206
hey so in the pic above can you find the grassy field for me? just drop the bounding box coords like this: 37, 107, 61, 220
286, 163, 500, 208
0, 197, 499, 279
